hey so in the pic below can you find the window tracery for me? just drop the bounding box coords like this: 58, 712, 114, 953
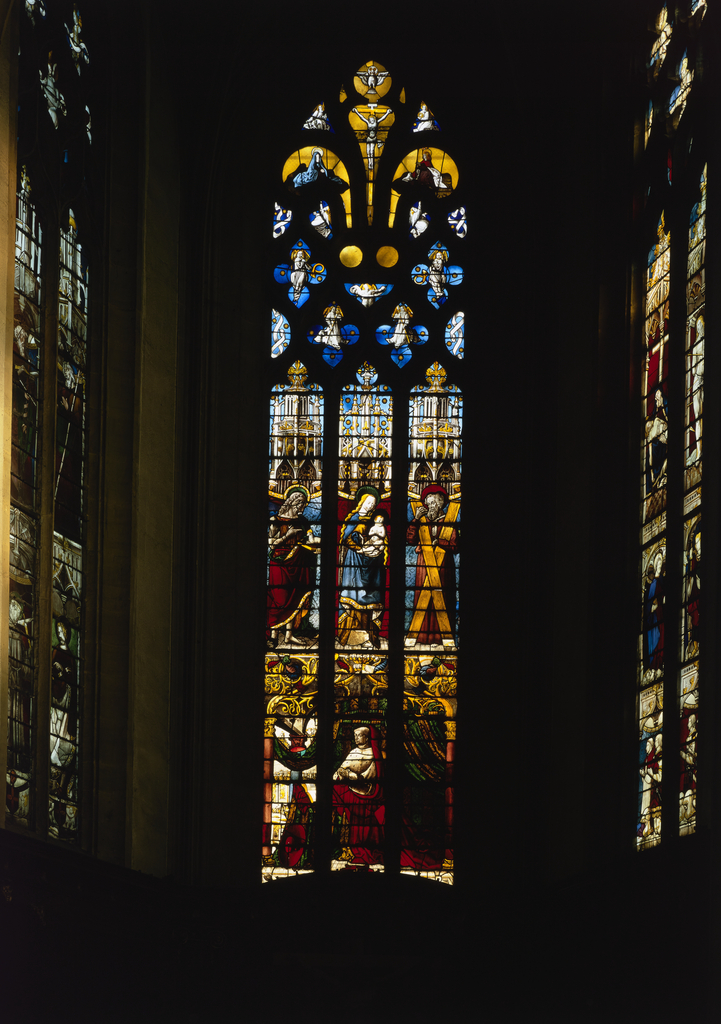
262, 59, 464, 883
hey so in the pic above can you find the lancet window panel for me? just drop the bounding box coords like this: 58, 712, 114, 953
637, 216, 670, 851
8, 177, 44, 831
678, 166, 706, 838
263, 58, 465, 883
266, 363, 323, 653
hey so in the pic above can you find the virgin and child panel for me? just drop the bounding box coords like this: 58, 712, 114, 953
263, 653, 318, 879
267, 365, 323, 651
336, 367, 392, 651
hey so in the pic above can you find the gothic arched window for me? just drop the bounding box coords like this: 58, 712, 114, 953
262, 61, 465, 882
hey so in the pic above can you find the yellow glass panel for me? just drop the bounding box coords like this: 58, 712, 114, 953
353, 60, 391, 101
340, 85, 347, 103
388, 149, 459, 228
376, 246, 398, 268
340, 246, 363, 268
399, 87, 406, 104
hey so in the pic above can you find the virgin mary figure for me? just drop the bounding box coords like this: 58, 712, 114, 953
337, 486, 387, 648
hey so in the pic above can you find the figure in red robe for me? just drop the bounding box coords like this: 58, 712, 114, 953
332, 725, 384, 865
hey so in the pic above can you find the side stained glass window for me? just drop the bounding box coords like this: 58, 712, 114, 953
263, 60, 465, 883
636, 1, 706, 850
7, 3, 96, 843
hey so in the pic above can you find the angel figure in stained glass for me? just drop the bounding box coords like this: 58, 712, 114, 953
39, 56, 67, 129
412, 103, 440, 132
65, 6, 90, 73
376, 303, 428, 368
346, 283, 391, 308
412, 244, 463, 309
25, 0, 46, 23
291, 248, 312, 304
314, 302, 344, 350
274, 241, 326, 309
309, 303, 359, 367
303, 103, 333, 131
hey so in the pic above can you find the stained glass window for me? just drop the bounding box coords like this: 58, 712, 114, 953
263, 60, 465, 883
7, 2, 95, 843
635, 3, 707, 850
